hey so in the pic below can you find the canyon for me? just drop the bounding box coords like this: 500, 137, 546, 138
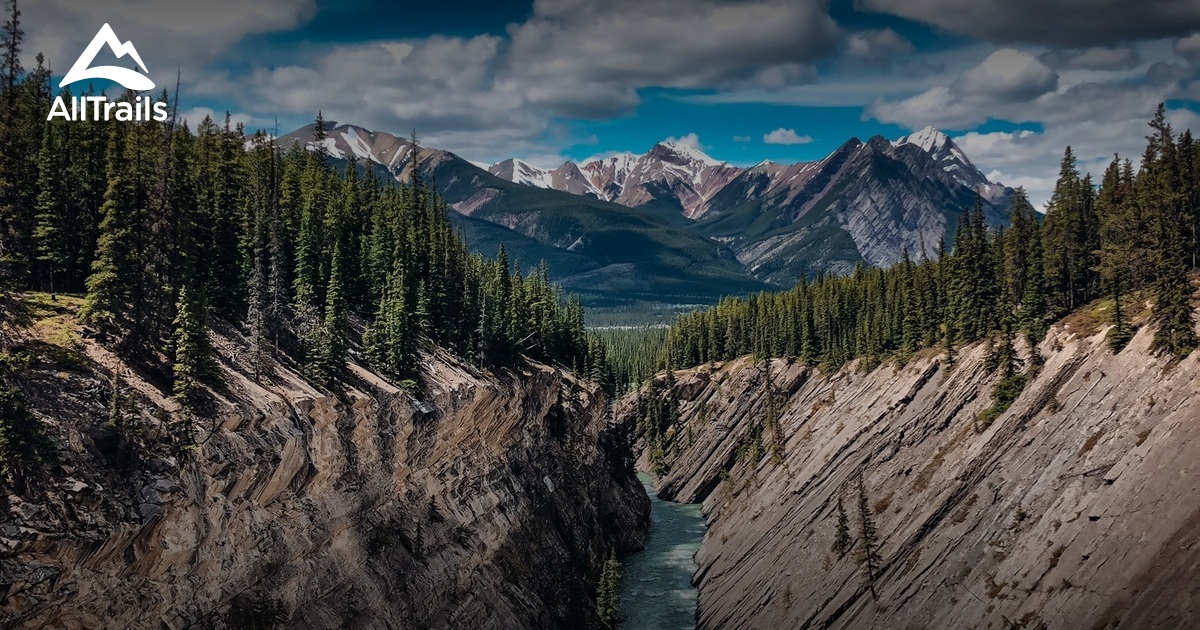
620, 309, 1200, 629
0, 297, 649, 628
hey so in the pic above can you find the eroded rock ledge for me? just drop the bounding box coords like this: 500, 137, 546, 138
2, 329, 648, 629
620, 319, 1199, 629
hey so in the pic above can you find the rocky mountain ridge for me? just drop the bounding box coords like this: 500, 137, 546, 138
277, 121, 1012, 300
486, 127, 1012, 277
619, 305, 1200, 629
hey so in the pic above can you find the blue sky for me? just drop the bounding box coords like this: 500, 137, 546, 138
24, 0, 1200, 205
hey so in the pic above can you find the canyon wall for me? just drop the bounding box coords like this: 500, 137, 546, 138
621, 315, 1200, 629
2, 312, 648, 629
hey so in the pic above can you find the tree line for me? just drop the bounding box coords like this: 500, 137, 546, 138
0, 4, 612, 475
13, 100, 604, 383
659, 106, 1198, 374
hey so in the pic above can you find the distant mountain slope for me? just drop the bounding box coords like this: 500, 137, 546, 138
485, 127, 1013, 283
279, 121, 1011, 297
696, 134, 1010, 283
277, 123, 769, 305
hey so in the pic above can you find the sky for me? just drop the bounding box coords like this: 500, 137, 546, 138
20, 0, 1200, 207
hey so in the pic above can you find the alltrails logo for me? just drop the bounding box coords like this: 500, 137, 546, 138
47, 23, 168, 122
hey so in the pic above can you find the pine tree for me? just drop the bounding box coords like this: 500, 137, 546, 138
853, 475, 882, 598
244, 131, 284, 378
171, 285, 215, 409
831, 493, 852, 559
306, 245, 347, 387
595, 552, 622, 630
1143, 105, 1198, 358
0, 0, 25, 291
34, 93, 79, 293
82, 111, 157, 350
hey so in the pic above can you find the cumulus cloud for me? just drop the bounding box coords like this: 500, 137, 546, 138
664, 133, 707, 151
867, 38, 1200, 209
1177, 33, 1200, 64
763, 128, 814, 144
950, 49, 1059, 102
870, 49, 1061, 128
950, 106, 1200, 207
845, 28, 914, 61
20, 0, 314, 87
1039, 46, 1141, 71
197, 35, 562, 162
505, 0, 841, 117
733, 135, 753, 142
854, 0, 1200, 47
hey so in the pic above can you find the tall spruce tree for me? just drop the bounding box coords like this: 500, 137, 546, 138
595, 552, 622, 630
854, 475, 883, 598
1143, 105, 1198, 357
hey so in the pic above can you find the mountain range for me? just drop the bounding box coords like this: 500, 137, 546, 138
277, 122, 1012, 303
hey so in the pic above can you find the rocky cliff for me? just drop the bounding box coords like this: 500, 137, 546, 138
1, 296, 648, 629
619, 309, 1200, 629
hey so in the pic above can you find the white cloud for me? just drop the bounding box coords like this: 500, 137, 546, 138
505, 0, 841, 117
195, 35, 563, 163
21, 0, 315, 88
733, 135, 752, 143
180, 107, 253, 130
763, 128, 814, 145
952, 49, 1058, 102
865, 37, 1200, 210
664, 133, 706, 151
1177, 33, 1200, 64
947, 107, 1200, 208
869, 49, 1063, 129
682, 43, 992, 108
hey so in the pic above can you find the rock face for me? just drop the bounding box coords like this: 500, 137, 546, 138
2, 324, 648, 628
696, 135, 1010, 284
618, 317, 1200, 629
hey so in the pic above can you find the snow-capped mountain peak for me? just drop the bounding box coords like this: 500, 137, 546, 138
653, 139, 722, 167
488, 158, 555, 189
894, 125, 951, 153
891, 126, 1008, 202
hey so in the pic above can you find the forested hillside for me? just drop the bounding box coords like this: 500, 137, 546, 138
656, 106, 1198, 374
0, 9, 612, 481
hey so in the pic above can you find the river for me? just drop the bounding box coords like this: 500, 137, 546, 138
619, 472, 707, 630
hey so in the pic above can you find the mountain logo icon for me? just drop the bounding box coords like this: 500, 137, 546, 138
60, 23, 155, 91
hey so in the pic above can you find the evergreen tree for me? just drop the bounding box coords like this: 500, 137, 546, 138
306, 244, 347, 387
1144, 105, 1198, 358
595, 552, 622, 630
853, 475, 883, 598
0, 0, 25, 290
171, 284, 215, 408
831, 493, 852, 559
34, 91, 82, 293
81, 106, 162, 353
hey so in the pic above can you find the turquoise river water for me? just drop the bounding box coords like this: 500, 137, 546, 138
618, 472, 707, 629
